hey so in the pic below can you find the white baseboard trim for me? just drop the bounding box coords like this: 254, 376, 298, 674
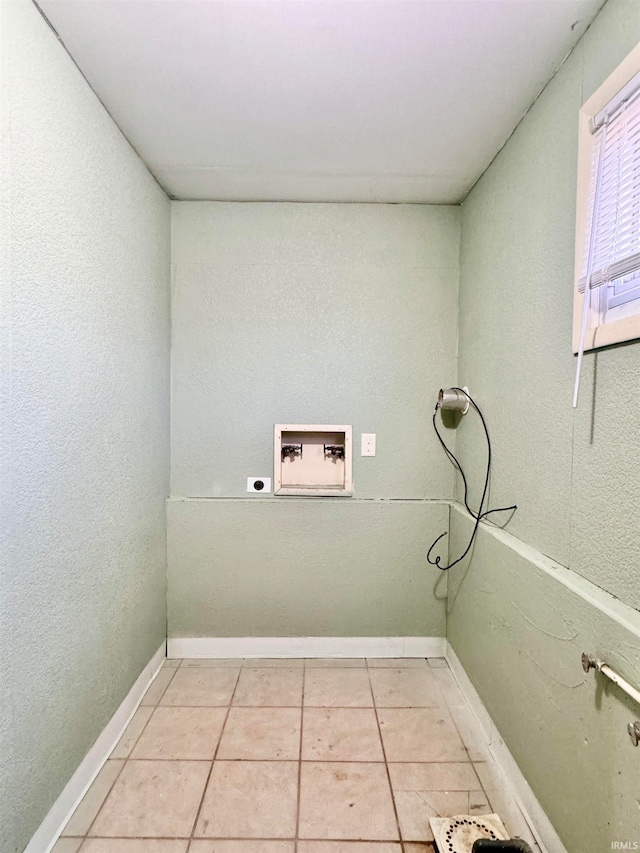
446, 642, 567, 853
26, 641, 166, 853
168, 636, 445, 659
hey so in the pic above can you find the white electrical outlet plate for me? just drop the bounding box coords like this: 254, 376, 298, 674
361, 433, 376, 456
247, 477, 271, 494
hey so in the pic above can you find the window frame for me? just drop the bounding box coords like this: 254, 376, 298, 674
572, 44, 640, 354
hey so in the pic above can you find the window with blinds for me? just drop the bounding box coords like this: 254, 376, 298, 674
579, 72, 640, 321
573, 47, 640, 364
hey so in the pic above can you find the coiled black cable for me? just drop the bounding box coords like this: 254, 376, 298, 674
427, 387, 517, 572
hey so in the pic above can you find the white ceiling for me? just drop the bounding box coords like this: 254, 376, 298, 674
38, 0, 604, 203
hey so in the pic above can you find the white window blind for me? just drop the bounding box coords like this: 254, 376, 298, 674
579, 72, 640, 296
573, 69, 640, 408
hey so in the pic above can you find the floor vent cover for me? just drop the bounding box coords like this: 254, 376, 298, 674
430, 813, 509, 853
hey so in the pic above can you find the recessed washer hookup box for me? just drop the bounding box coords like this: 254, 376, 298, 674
274, 424, 353, 496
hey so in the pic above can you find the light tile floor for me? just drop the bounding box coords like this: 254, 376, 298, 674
54, 658, 542, 853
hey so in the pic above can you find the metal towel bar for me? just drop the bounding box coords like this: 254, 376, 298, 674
582, 653, 640, 746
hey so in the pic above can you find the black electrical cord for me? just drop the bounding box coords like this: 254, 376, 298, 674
427, 387, 517, 572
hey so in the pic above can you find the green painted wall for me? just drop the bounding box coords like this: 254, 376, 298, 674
0, 2, 170, 850
448, 509, 640, 853
169, 202, 459, 638
451, 1, 640, 850
456, 0, 640, 604
168, 499, 447, 638
5, 1, 638, 850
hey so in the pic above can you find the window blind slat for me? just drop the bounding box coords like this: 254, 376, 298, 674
578, 251, 640, 292
580, 87, 640, 291
591, 70, 640, 130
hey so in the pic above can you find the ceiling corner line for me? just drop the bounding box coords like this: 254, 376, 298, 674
30, 0, 169, 201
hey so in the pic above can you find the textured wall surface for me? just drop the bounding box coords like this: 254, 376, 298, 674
457, 0, 640, 606
171, 202, 460, 499
448, 508, 640, 853
169, 202, 459, 638
168, 499, 448, 638
0, 2, 170, 850
450, 2, 640, 850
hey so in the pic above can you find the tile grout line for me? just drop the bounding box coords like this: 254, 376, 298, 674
72, 666, 180, 842
122, 704, 461, 710
186, 665, 243, 849
450, 721, 492, 806
70, 835, 422, 842
98, 756, 490, 765
365, 658, 406, 852
430, 663, 496, 824
437, 669, 492, 806
294, 663, 307, 852
71, 732, 127, 841
126, 666, 179, 756
65, 658, 471, 849
431, 665, 491, 824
